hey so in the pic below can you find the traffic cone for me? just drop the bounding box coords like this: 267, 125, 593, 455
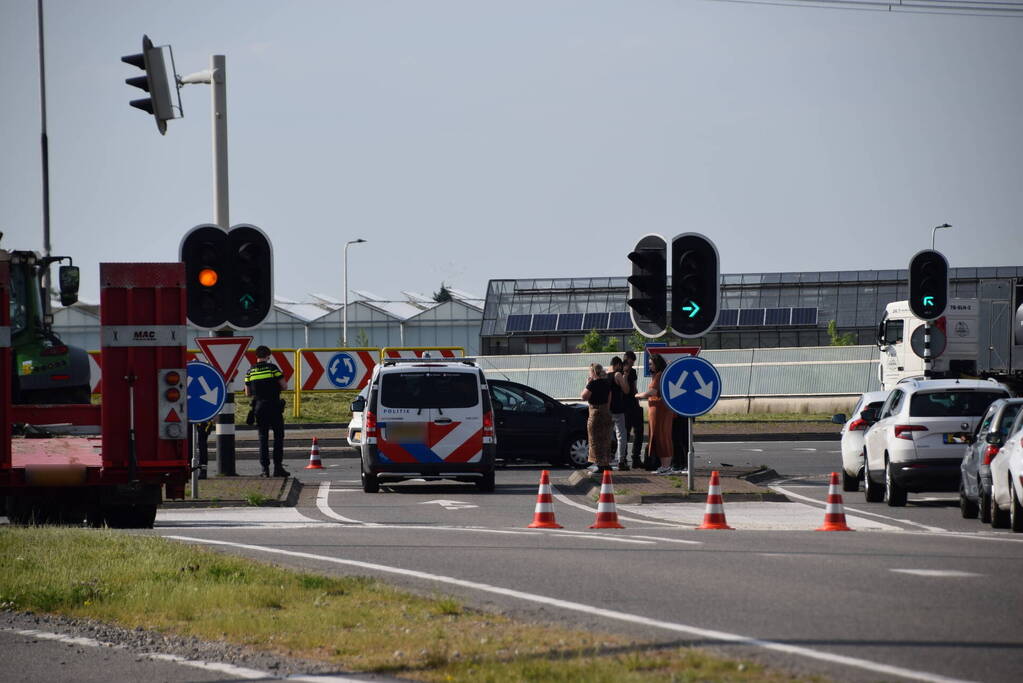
697, 470, 734, 530
304, 437, 323, 469
527, 470, 562, 529
590, 469, 625, 529
816, 472, 853, 531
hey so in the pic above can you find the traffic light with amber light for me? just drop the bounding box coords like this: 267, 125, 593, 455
670, 233, 720, 338
627, 234, 667, 338
908, 249, 948, 321
227, 225, 273, 329
121, 35, 179, 135
181, 225, 231, 329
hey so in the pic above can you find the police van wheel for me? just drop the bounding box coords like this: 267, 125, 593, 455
476, 470, 495, 493
362, 469, 379, 494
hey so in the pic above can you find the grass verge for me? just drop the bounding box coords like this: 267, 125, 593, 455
0, 528, 816, 682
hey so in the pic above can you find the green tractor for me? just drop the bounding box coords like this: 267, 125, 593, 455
2, 234, 91, 404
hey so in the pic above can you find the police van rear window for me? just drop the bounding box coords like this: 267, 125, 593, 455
909, 390, 1007, 418
380, 372, 479, 409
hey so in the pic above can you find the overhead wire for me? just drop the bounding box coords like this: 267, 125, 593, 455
704, 0, 1023, 17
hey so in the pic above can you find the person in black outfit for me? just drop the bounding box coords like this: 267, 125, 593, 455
622, 350, 645, 469
244, 345, 289, 477
581, 363, 613, 472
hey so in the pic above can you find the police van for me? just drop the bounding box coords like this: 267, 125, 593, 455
357, 356, 496, 493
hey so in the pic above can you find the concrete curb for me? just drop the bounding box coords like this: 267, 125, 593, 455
162, 477, 303, 509
559, 468, 789, 504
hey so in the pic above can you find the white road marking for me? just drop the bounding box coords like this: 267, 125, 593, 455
618, 501, 897, 531
771, 485, 945, 532
551, 490, 688, 527
316, 482, 378, 525
2, 627, 368, 681
742, 448, 765, 452
793, 448, 817, 452
890, 569, 982, 578
418, 499, 479, 510
167, 536, 975, 683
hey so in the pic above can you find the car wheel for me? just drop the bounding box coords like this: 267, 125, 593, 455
562, 434, 590, 469
361, 468, 379, 494
980, 488, 993, 524
959, 482, 978, 519
476, 470, 496, 493
863, 451, 882, 503
990, 492, 1010, 529
1010, 481, 1023, 533
884, 458, 907, 507
842, 469, 859, 492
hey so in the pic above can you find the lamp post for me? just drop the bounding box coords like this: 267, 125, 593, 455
343, 238, 367, 346
931, 223, 951, 251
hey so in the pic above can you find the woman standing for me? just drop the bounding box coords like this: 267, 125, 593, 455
581, 363, 612, 472
636, 354, 674, 474
607, 356, 630, 470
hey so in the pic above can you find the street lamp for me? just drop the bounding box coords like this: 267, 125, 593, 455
932, 223, 952, 251
343, 238, 367, 346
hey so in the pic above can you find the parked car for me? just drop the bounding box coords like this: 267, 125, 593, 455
359, 358, 496, 493
488, 379, 590, 468
832, 390, 890, 492
989, 407, 1023, 532
861, 378, 1010, 506
959, 398, 1023, 522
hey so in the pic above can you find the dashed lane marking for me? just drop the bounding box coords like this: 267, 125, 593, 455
167, 536, 975, 683
890, 569, 982, 578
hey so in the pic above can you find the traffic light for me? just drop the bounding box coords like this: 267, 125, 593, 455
181, 225, 231, 329
122, 35, 179, 135
627, 234, 667, 338
908, 249, 948, 321
670, 233, 719, 338
227, 225, 273, 329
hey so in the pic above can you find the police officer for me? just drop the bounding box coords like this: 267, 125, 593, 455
244, 345, 289, 477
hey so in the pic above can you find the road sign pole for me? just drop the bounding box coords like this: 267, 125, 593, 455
687, 417, 694, 492
924, 321, 931, 379
215, 329, 237, 476
191, 423, 200, 499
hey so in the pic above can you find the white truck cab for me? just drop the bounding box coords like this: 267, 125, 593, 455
877, 299, 979, 391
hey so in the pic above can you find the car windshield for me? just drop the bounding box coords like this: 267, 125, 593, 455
909, 390, 1007, 418
380, 372, 479, 409
999, 404, 1023, 436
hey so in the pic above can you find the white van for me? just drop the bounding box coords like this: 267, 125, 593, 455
359, 357, 496, 493
877, 299, 979, 390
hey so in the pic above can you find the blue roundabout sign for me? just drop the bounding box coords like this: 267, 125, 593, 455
659, 355, 722, 418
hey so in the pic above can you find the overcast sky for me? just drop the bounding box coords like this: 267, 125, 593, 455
2, 0, 1021, 303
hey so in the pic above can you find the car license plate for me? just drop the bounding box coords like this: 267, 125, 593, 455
943, 433, 970, 444
386, 423, 427, 443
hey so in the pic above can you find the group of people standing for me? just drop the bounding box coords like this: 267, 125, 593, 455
582, 350, 680, 475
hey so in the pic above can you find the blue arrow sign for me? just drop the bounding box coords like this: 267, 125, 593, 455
659, 355, 722, 417
326, 351, 358, 388
186, 361, 227, 423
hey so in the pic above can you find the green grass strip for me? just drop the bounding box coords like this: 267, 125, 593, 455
0, 528, 817, 682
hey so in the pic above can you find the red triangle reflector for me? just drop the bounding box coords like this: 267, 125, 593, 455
164, 409, 181, 423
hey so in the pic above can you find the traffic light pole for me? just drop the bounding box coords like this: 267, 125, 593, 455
923, 321, 932, 379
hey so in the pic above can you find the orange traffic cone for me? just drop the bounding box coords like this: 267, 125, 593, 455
816, 472, 853, 531
527, 470, 562, 529
590, 469, 625, 529
304, 437, 323, 469
697, 470, 734, 530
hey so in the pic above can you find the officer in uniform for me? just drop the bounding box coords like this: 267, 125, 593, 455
244, 345, 289, 477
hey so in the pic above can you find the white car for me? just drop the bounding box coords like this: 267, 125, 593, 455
989, 408, 1023, 532
346, 386, 369, 447
862, 378, 1010, 506
833, 390, 890, 492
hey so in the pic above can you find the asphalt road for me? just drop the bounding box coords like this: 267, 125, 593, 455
9, 440, 1023, 682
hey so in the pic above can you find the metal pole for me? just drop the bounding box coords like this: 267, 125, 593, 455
931, 223, 951, 251
687, 417, 694, 492
923, 321, 932, 379
190, 424, 200, 498
210, 54, 237, 475
36, 0, 52, 302
343, 239, 366, 346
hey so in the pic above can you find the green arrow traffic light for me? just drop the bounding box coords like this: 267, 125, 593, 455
681, 301, 701, 318
922, 296, 934, 306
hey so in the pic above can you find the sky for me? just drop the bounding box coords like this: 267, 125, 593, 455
2, 0, 1021, 304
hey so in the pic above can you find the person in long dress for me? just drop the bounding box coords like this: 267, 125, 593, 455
636, 354, 674, 474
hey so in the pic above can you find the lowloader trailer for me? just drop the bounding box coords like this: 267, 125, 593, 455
1, 260, 189, 528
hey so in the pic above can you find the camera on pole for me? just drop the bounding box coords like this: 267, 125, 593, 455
122, 35, 181, 135
627, 234, 667, 338
670, 233, 720, 338
908, 250, 949, 321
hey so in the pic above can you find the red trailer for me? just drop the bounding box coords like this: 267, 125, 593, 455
1, 259, 189, 528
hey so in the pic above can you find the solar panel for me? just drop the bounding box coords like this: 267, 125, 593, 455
505, 314, 532, 332
791, 307, 818, 325
738, 308, 765, 326
557, 313, 584, 331
531, 314, 558, 331
718, 309, 739, 326
583, 312, 610, 330
765, 308, 791, 325
608, 312, 632, 329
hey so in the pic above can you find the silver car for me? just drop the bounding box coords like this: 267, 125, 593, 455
959, 398, 1023, 522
